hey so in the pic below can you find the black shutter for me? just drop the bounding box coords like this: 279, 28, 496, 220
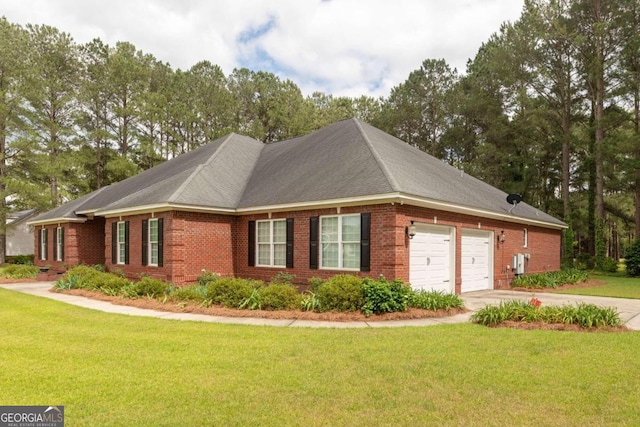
309, 216, 319, 269
38, 229, 42, 260
60, 227, 64, 261
360, 213, 371, 272
124, 221, 130, 265
53, 228, 58, 261
111, 222, 117, 264
142, 220, 148, 266
157, 218, 164, 267
286, 218, 294, 268
248, 221, 255, 267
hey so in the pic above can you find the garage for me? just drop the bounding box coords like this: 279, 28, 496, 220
461, 229, 493, 292
409, 224, 454, 293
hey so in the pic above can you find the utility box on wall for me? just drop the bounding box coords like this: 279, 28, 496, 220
513, 253, 525, 275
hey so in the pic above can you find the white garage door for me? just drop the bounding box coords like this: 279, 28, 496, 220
461, 229, 492, 292
409, 224, 454, 293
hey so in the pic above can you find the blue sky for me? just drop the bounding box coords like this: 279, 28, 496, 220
2, 0, 524, 98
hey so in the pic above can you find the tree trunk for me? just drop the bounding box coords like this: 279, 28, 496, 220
594, 0, 605, 221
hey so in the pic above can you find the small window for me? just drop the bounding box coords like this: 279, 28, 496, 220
117, 221, 127, 264
56, 227, 64, 261
148, 219, 159, 266
256, 219, 286, 267
320, 214, 361, 270
40, 229, 48, 261
523, 228, 528, 248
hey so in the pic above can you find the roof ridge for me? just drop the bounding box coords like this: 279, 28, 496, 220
353, 118, 400, 192
168, 134, 235, 203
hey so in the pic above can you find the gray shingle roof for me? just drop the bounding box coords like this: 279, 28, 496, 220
30, 119, 565, 228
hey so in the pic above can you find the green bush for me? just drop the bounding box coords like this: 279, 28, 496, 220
625, 239, 640, 276
300, 292, 320, 311
409, 290, 464, 311
197, 270, 220, 286
7, 255, 34, 265
598, 257, 619, 273
206, 278, 263, 308
471, 299, 621, 328
259, 283, 301, 311
574, 253, 595, 270
129, 277, 172, 298
170, 284, 209, 302
96, 274, 132, 294
315, 274, 364, 312
511, 269, 588, 289
271, 271, 296, 285
62, 265, 104, 290
3, 264, 40, 279
361, 277, 411, 316
307, 277, 325, 292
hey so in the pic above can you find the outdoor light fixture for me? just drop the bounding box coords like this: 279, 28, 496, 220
406, 221, 416, 239
499, 230, 506, 243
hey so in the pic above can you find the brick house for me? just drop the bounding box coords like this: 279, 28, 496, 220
29, 119, 565, 293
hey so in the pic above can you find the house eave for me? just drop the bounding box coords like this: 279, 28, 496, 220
95, 203, 236, 218
27, 217, 88, 226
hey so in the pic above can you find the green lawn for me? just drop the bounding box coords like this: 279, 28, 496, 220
1, 289, 639, 426
554, 274, 640, 299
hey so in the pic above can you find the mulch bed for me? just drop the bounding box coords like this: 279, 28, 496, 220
53, 288, 467, 322
491, 320, 629, 333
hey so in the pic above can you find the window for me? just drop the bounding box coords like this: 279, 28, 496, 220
256, 219, 286, 267
55, 227, 64, 261
117, 221, 126, 264
320, 214, 360, 269
523, 228, 528, 248
148, 219, 159, 266
39, 228, 48, 261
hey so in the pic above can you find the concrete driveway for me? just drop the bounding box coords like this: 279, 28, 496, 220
2, 282, 640, 330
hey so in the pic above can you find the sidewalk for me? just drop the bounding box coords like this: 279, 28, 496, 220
2, 282, 640, 330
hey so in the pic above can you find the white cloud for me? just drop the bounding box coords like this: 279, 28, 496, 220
1, 0, 524, 97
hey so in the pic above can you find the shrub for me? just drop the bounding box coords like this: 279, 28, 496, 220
300, 292, 320, 311
62, 265, 104, 289
197, 270, 220, 286
471, 299, 621, 328
3, 264, 40, 279
315, 274, 364, 312
307, 277, 325, 292
206, 278, 263, 308
170, 284, 209, 302
259, 283, 301, 311
271, 271, 296, 285
574, 253, 595, 270
95, 275, 132, 294
129, 277, 172, 298
361, 277, 411, 316
7, 255, 34, 265
598, 257, 619, 274
409, 290, 464, 311
625, 239, 640, 276
511, 269, 588, 289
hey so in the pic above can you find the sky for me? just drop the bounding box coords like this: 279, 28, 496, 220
1, 0, 525, 98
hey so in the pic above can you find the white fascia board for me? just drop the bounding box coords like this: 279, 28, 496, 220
95, 203, 236, 218
235, 193, 402, 214
27, 217, 88, 226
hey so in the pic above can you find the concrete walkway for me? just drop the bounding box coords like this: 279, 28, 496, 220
2, 282, 640, 330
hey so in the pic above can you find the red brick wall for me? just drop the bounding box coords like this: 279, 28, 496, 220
33, 221, 105, 272
235, 204, 402, 286
104, 211, 235, 284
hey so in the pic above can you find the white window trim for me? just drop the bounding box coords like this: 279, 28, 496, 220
56, 227, 63, 261
117, 221, 126, 265
256, 219, 287, 268
40, 229, 47, 261
319, 214, 360, 271
148, 218, 159, 267
523, 228, 528, 248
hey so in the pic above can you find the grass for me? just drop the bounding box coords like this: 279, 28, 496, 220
554, 274, 640, 299
1, 289, 640, 426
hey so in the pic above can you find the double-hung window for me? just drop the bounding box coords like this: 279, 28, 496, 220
55, 227, 64, 261
117, 221, 126, 264
257, 219, 286, 267
320, 214, 360, 269
39, 228, 48, 261
148, 219, 159, 266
